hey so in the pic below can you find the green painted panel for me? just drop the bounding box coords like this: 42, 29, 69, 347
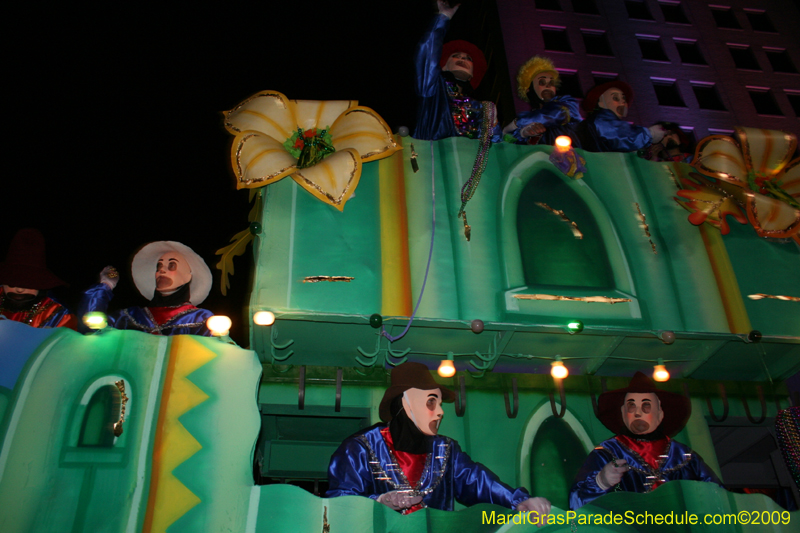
0, 329, 164, 533
251, 481, 799, 532
250, 164, 382, 316
517, 170, 614, 288
250, 139, 798, 375
529, 417, 587, 511
720, 222, 800, 337
0, 326, 262, 533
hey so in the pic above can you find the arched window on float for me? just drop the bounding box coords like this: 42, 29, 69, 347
499, 151, 641, 323
78, 385, 121, 447
517, 401, 594, 511
517, 170, 613, 288
65, 376, 131, 456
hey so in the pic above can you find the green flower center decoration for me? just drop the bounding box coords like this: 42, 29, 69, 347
748, 170, 800, 210
284, 127, 335, 169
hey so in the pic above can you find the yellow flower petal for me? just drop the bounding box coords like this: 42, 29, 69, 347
223, 91, 297, 142
736, 127, 797, 178
779, 158, 800, 200
694, 135, 748, 187
231, 132, 297, 190
746, 191, 800, 238
292, 99, 357, 133
291, 149, 361, 211
330, 106, 402, 162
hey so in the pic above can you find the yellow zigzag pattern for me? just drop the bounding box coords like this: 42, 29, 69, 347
145, 336, 217, 533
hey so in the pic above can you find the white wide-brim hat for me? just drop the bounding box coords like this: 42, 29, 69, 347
131, 241, 212, 306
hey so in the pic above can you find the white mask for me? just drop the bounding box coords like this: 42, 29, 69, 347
402, 388, 444, 435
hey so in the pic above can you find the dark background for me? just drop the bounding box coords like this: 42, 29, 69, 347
4, 1, 513, 345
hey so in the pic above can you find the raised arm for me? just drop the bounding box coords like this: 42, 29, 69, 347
415, 2, 459, 97
77, 266, 119, 333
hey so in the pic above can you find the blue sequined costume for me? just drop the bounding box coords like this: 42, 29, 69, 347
569, 436, 722, 510
413, 15, 501, 142
327, 424, 530, 511
78, 283, 212, 336
508, 95, 582, 147
577, 108, 653, 152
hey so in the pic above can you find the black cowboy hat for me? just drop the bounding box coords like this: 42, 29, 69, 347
597, 372, 691, 437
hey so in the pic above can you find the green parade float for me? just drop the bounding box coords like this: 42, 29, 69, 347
1, 91, 798, 532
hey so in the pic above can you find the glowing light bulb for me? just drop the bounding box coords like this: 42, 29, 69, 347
653, 359, 670, 382
551, 357, 569, 379
207, 315, 232, 336
555, 135, 572, 152
567, 320, 584, 334
82, 312, 108, 330
438, 359, 456, 378
253, 311, 275, 326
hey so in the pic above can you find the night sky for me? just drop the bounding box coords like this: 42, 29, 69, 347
6, 1, 500, 344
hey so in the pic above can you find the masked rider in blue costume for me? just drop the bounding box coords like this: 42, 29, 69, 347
327, 362, 551, 518
569, 372, 722, 510
78, 241, 213, 336
577, 81, 678, 153
504, 56, 581, 147
414, 1, 502, 142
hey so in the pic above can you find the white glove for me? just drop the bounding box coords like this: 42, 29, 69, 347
99, 266, 119, 290
437, 0, 460, 19
596, 459, 629, 490
516, 497, 551, 527
377, 490, 423, 511
649, 124, 666, 144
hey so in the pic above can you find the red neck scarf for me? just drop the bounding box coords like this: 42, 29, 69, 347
147, 304, 196, 326
381, 427, 426, 513
616, 434, 671, 489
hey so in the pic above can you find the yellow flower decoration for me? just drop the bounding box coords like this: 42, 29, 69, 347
224, 90, 401, 211
679, 127, 800, 241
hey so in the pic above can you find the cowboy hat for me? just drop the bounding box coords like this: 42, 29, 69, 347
581, 80, 634, 117
440, 40, 487, 90
379, 362, 455, 422
0, 228, 66, 289
597, 372, 691, 437
131, 241, 211, 305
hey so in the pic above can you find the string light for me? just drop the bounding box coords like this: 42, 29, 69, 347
207, 315, 232, 337
653, 358, 670, 382
555, 135, 572, 152
82, 312, 108, 330
253, 311, 275, 326
567, 320, 584, 334
551, 355, 569, 379
438, 352, 456, 378
659, 330, 676, 344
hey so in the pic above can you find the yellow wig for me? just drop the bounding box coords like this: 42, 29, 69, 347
516, 56, 559, 102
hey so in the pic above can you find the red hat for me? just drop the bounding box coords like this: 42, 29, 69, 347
597, 372, 691, 437
379, 362, 455, 422
0, 228, 66, 289
440, 40, 487, 90
581, 80, 634, 117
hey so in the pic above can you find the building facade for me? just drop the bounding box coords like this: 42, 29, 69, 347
497, 0, 800, 143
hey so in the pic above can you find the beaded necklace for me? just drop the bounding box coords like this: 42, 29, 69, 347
457, 101, 496, 241
776, 407, 800, 487
0, 294, 49, 325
